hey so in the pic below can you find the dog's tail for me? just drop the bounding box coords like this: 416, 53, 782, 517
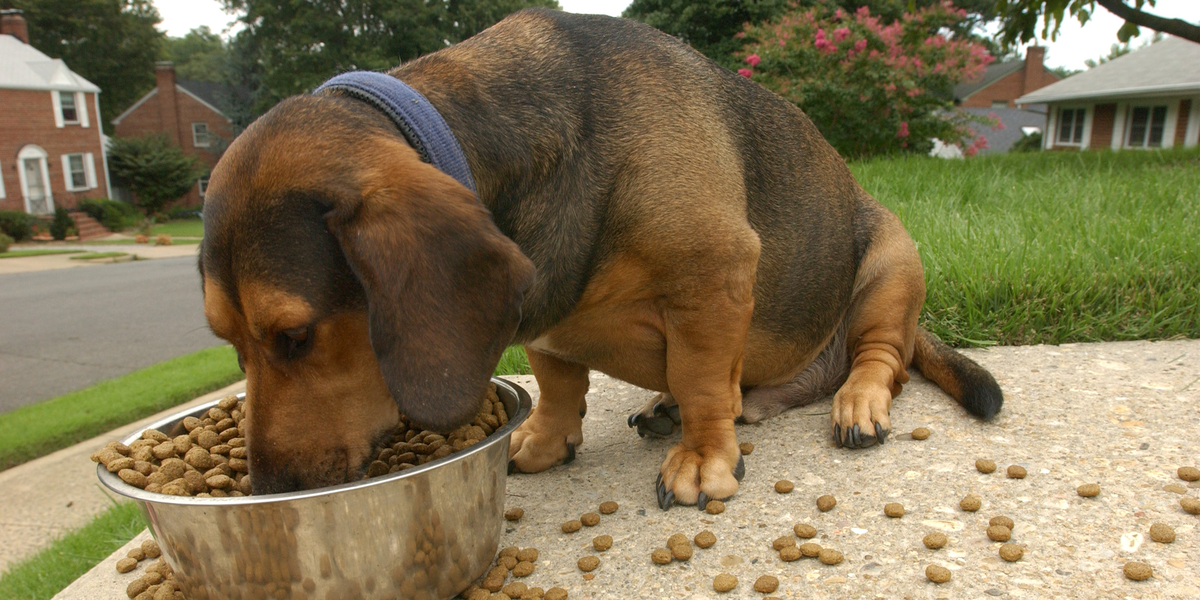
911, 327, 1002, 420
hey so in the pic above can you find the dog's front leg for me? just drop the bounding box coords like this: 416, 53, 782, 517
508, 348, 587, 472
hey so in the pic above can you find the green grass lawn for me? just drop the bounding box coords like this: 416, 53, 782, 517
850, 148, 1200, 346
0, 502, 145, 600
147, 219, 204, 238
68, 252, 128, 260
0, 346, 243, 472
0, 249, 85, 259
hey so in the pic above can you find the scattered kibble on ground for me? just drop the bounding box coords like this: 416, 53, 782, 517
577, 556, 600, 572
989, 516, 1014, 530
772, 535, 795, 551
544, 587, 568, 600
592, 535, 612, 552
976, 459, 997, 474
580, 512, 600, 527
817, 494, 837, 511
999, 543, 1023, 562
695, 530, 717, 548
799, 542, 822, 558
561, 520, 582, 533
1178, 466, 1200, 482
706, 500, 726, 514
926, 564, 951, 583
911, 427, 930, 440
1077, 483, 1101, 497
712, 573, 738, 592
794, 523, 817, 538
651, 548, 672, 564
1182, 496, 1200, 515
775, 480, 794, 494
987, 525, 1012, 542
884, 502, 905, 518
1124, 561, 1153, 581
1007, 465, 1027, 479
739, 442, 755, 455
818, 548, 844, 565
598, 501, 619, 514
960, 494, 982, 512
923, 532, 947, 549
753, 575, 779, 593
779, 545, 801, 561
505, 508, 524, 521
114, 557, 137, 573
1149, 523, 1175, 543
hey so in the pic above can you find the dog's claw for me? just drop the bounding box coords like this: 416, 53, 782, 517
655, 473, 674, 510
875, 422, 887, 444
652, 402, 682, 424
834, 424, 843, 447
564, 443, 576, 465
733, 455, 745, 481
697, 492, 708, 510
627, 413, 639, 428
508, 459, 516, 475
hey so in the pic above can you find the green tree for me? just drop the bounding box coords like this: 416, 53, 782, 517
219, 0, 560, 118
161, 26, 229, 83
107, 135, 206, 218
4, 0, 164, 133
997, 0, 1200, 47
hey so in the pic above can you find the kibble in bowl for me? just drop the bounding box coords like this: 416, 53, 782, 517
96, 379, 532, 600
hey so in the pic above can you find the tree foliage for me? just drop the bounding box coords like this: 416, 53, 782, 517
161, 26, 229, 83
996, 0, 1200, 47
739, 3, 997, 159
219, 0, 560, 117
3, 0, 163, 133
107, 135, 206, 217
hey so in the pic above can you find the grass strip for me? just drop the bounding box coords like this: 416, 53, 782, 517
0, 502, 145, 600
0, 249, 85, 259
0, 346, 243, 471
148, 219, 204, 238
68, 252, 128, 260
850, 148, 1200, 346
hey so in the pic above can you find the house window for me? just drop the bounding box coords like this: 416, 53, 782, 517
66, 154, 87, 190
991, 100, 1009, 109
1057, 108, 1085, 145
193, 123, 211, 148
60, 91, 79, 123
198, 176, 210, 198
1126, 105, 1168, 148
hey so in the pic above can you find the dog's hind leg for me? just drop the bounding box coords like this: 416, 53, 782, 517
509, 348, 588, 472
830, 205, 923, 449
739, 324, 849, 424
627, 392, 680, 438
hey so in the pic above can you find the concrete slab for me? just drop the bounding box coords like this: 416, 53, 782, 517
0, 244, 199, 275
0, 381, 245, 573
39, 340, 1200, 598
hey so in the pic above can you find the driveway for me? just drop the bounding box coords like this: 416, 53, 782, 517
0, 254, 225, 413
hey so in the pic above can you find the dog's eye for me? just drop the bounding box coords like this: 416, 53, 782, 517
277, 326, 313, 360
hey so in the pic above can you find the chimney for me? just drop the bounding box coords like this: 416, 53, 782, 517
156, 61, 183, 146
1023, 45, 1046, 96
1, 9, 29, 44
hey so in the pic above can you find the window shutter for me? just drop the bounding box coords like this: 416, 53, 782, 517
62, 154, 74, 190
52, 92, 64, 128
85, 153, 97, 189
79, 93, 90, 128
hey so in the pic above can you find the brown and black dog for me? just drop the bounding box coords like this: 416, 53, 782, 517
199, 8, 1001, 506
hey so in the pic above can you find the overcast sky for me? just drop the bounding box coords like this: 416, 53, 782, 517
154, 0, 1199, 72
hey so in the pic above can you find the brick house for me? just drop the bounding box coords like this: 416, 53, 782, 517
1017, 36, 1200, 151
112, 62, 234, 208
949, 46, 1060, 155
0, 9, 110, 216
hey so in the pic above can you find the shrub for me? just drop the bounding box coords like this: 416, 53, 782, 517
0, 233, 13, 253
50, 207, 72, 240
1011, 130, 1043, 153
79, 199, 140, 232
167, 205, 203, 220
107, 135, 207, 217
739, 3, 996, 159
0, 211, 35, 242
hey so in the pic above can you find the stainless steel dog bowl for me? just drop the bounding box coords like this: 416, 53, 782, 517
98, 377, 531, 600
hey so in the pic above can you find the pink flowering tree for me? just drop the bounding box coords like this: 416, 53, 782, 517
738, 3, 997, 158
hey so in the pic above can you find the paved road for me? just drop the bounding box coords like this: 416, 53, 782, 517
0, 256, 226, 413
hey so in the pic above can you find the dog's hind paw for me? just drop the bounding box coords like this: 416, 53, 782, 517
627, 393, 680, 438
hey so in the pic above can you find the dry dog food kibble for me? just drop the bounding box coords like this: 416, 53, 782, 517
999, 543, 1023, 562
499, 546, 520, 559
593, 534, 613, 551
705, 500, 726, 514
505, 508, 525, 521
816, 495, 837, 511
512, 560, 536, 577
1179, 467, 1200, 482
926, 564, 951, 583
503, 583, 528, 598
753, 575, 779, 593
561, 520, 582, 533
580, 512, 601, 527
544, 588, 568, 600
712, 573, 738, 592
1077, 483, 1101, 497
521, 588, 544, 600
775, 480, 794, 494
884, 502, 905, 518
794, 523, 817, 538
1182, 497, 1200, 515
987, 525, 1012, 542
598, 501, 619, 514
1007, 465, 1027, 479
923, 532, 948, 549
1149, 523, 1175, 543
989, 516, 1014, 530
976, 459, 997, 474
671, 543, 693, 561
911, 427, 930, 440
577, 556, 600, 572
739, 442, 755, 455
498, 555, 518, 570
667, 533, 689, 549
799, 542, 822, 558
818, 548, 844, 565
142, 540, 161, 559
778, 545, 801, 561
115, 557, 138, 573
695, 530, 717, 548
1124, 561, 1153, 581
960, 494, 982, 512
773, 535, 796, 551
651, 549, 672, 564
517, 547, 539, 563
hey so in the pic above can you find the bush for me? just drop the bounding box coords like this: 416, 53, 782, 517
79, 199, 140, 231
167, 205, 202, 220
0, 233, 13, 253
739, 3, 996, 159
1011, 130, 1043, 153
0, 211, 35, 242
50, 207, 72, 240
107, 135, 206, 217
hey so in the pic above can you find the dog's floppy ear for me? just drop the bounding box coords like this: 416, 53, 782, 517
327, 151, 535, 432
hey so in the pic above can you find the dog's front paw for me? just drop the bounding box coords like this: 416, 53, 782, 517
508, 413, 583, 473
656, 443, 743, 510
830, 383, 892, 449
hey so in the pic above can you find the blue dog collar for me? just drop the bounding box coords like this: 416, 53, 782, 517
315, 71, 476, 194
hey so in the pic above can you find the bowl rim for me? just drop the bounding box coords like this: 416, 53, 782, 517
97, 376, 532, 506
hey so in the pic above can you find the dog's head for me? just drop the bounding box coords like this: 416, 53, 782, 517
199, 94, 535, 494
